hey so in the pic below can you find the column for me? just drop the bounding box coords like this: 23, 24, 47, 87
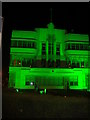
54, 41, 56, 67
46, 40, 48, 67
21, 59, 22, 67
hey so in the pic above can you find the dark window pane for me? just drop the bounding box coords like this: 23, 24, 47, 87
70, 82, 73, 86
77, 62, 80, 68
23, 42, 27, 48
48, 59, 52, 68
12, 41, 17, 47
56, 44, 60, 55
72, 44, 75, 50
25, 81, 30, 85
65, 44, 68, 50
52, 44, 54, 54
72, 62, 75, 68
80, 44, 83, 50
76, 44, 79, 50
28, 43, 32, 48
48, 43, 51, 54
42, 43, 46, 55
68, 44, 70, 50
32, 42, 35, 48
18, 41, 22, 47
81, 62, 84, 67
74, 81, 78, 86
83, 44, 88, 50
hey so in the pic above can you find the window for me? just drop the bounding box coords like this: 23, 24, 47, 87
66, 61, 71, 68
76, 44, 79, 50
80, 44, 83, 50
31, 59, 35, 67
56, 44, 60, 55
52, 60, 55, 68
56, 59, 60, 68
83, 44, 88, 50
28, 43, 32, 48
70, 82, 73, 86
48, 43, 51, 54
72, 44, 75, 50
17, 60, 21, 67
18, 41, 22, 48
77, 62, 80, 68
81, 61, 84, 68
74, 81, 78, 86
22, 59, 27, 67
65, 44, 68, 50
25, 81, 30, 85
42, 43, 46, 55
26, 59, 31, 67
52, 43, 54, 54
48, 59, 52, 68
72, 62, 75, 68
41, 59, 46, 67
32, 42, 35, 48
68, 43, 70, 50
23, 42, 27, 48
11, 41, 17, 47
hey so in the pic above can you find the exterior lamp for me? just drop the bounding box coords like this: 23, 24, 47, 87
16, 89, 19, 92
30, 82, 34, 86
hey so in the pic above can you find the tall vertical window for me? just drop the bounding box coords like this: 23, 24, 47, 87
68, 43, 70, 50
65, 44, 68, 50
42, 43, 46, 55
32, 42, 35, 48
77, 62, 80, 68
28, 42, 31, 48
81, 61, 84, 68
18, 41, 22, 48
83, 44, 88, 50
76, 44, 79, 50
72, 44, 75, 50
48, 43, 51, 54
52, 43, 54, 54
80, 44, 83, 50
56, 44, 60, 55
23, 41, 27, 48
72, 62, 75, 68
11, 41, 17, 47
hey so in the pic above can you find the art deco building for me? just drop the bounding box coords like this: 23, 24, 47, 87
8, 22, 90, 91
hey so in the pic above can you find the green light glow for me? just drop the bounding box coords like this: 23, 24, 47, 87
44, 89, 46, 94
40, 90, 43, 94
8, 22, 90, 92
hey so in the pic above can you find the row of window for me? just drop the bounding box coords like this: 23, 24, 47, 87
11, 59, 87, 68
42, 43, 60, 55
25, 80, 78, 86
66, 61, 85, 68
65, 43, 88, 50
11, 41, 36, 48
70, 81, 78, 86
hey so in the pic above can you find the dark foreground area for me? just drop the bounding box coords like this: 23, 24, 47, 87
2, 88, 90, 119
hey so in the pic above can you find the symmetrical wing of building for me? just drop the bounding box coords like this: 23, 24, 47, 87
9, 22, 90, 91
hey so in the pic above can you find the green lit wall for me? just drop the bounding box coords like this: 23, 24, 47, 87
8, 22, 90, 91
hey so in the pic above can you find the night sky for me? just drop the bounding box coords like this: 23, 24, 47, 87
2, 2, 89, 78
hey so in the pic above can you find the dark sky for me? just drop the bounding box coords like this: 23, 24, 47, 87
2, 2, 89, 74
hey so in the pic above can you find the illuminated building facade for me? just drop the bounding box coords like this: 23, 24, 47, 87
8, 22, 90, 91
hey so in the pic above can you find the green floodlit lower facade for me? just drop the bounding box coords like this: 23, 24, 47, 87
9, 22, 90, 92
